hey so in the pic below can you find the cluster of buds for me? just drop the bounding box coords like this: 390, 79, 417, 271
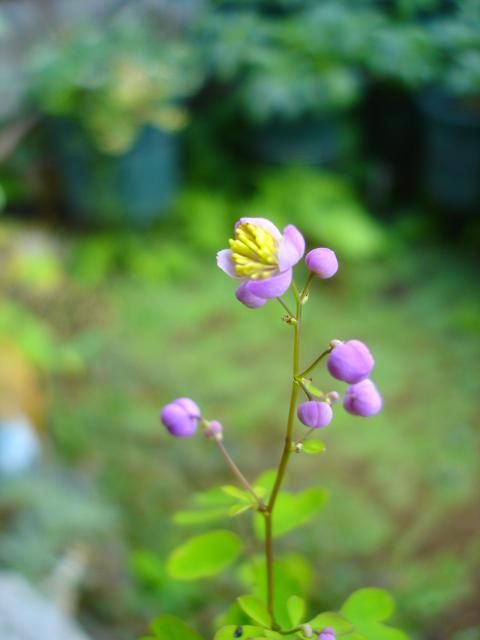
296, 338, 382, 427
161, 217, 382, 440
160, 398, 223, 440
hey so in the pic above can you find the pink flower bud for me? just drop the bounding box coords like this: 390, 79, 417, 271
297, 401, 333, 428
305, 248, 338, 279
327, 339, 374, 384
204, 420, 223, 440
317, 627, 336, 640
160, 397, 200, 437
344, 379, 382, 417
326, 391, 340, 405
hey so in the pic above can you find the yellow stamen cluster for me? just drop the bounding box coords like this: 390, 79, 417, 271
229, 223, 279, 279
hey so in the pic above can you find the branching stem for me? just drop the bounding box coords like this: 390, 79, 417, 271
263, 286, 303, 622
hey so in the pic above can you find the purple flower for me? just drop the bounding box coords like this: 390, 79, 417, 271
327, 340, 374, 384
297, 401, 333, 428
203, 420, 223, 440
160, 397, 201, 437
217, 218, 305, 304
317, 627, 336, 640
344, 379, 382, 417
305, 248, 338, 279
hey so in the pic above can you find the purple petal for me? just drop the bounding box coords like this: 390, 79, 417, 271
278, 225, 305, 271
236, 283, 267, 308
216, 249, 239, 279
343, 379, 383, 417
236, 217, 282, 241
161, 402, 198, 437
174, 397, 201, 418
247, 269, 292, 299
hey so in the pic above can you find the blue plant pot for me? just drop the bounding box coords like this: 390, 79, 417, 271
50, 118, 180, 226
419, 91, 480, 213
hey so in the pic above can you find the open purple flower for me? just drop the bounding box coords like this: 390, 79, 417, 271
160, 397, 201, 437
297, 401, 333, 428
327, 339, 374, 384
343, 379, 382, 417
217, 217, 305, 305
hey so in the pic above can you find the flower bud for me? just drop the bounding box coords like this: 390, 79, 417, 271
344, 379, 382, 417
327, 339, 374, 384
203, 420, 223, 440
160, 397, 200, 437
301, 624, 313, 638
235, 282, 267, 309
297, 401, 333, 428
305, 248, 338, 279
317, 627, 336, 640
326, 391, 340, 405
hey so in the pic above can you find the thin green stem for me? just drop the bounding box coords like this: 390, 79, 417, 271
214, 439, 265, 509
301, 272, 315, 300
264, 289, 303, 622
298, 346, 333, 379
276, 297, 294, 317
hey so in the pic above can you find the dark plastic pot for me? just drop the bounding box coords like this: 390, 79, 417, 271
49, 118, 180, 226
246, 115, 355, 168
418, 90, 480, 213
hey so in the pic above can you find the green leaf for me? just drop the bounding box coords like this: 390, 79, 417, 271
229, 503, 254, 516
341, 588, 395, 623
222, 485, 253, 503
192, 487, 236, 507
340, 589, 409, 640
173, 507, 230, 525
214, 625, 265, 640
254, 488, 328, 539
254, 469, 278, 496
301, 440, 326, 454
167, 530, 242, 580
308, 612, 353, 634
358, 625, 408, 640
150, 614, 202, 640
305, 382, 325, 398
287, 595, 306, 626
240, 554, 313, 631
237, 595, 272, 628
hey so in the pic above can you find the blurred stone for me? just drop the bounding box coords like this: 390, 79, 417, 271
0, 572, 92, 640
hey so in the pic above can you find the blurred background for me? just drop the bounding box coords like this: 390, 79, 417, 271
0, 0, 479, 639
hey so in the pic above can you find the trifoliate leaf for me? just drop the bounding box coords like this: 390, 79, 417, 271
167, 530, 242, 580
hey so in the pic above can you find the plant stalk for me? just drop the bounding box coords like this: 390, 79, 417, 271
264, 288, 303, 622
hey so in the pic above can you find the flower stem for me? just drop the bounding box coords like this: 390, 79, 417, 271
214, 438, 265, 509
298, 346, 333, 379
276, 297, 294, 317
264, 288, 303, 622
